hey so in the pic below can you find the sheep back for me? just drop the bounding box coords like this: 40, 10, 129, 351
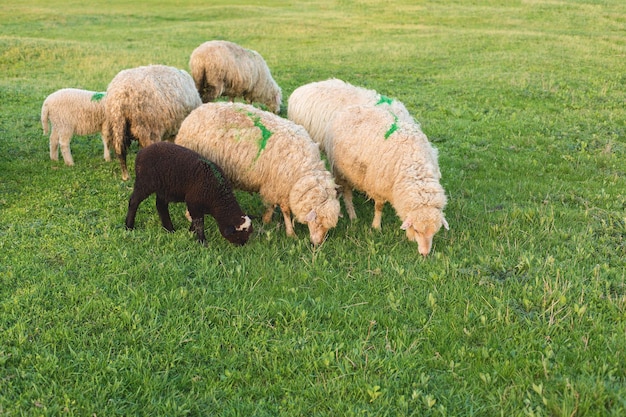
175, 102, 339, 244
189, 40, 282, 113
41, 88, 106, 136
287, 78, 414, 148
103, 64, 202, 180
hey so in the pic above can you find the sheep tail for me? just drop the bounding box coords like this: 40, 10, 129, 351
41, 102, 50, 135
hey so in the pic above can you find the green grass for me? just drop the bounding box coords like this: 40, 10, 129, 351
1, 1, 625, 415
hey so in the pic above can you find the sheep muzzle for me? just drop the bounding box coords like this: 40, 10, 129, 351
236, 215, 252, 231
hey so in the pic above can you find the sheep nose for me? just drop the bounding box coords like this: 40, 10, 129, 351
310, 231, 327, 246
417, 237, 432, 256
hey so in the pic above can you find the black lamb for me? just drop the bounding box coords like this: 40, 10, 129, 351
125, 142, 253, 245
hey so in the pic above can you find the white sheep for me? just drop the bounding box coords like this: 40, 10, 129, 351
287, 78, 415, 147
175, 102, 340, 245
102, 64, 202, 181
189, 40, 282, 113
41, 88, 109, 166
324, 105, 448, 256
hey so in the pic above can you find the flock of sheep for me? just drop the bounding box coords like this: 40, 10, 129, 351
40, 40, 448, 256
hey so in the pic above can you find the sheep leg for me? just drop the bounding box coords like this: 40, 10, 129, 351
186, 204, 207, 243
155, 195, 175, 232
115, 123, 133, 180
202, 83, 220, 103
189, 217, 206, 244
49, 129, 60, 161
59, 132, 74, 166
125, 190, 150, 229
342, 186, 357, 221
117, 152, 130, 181
279, 204, 296, 237
101, 136, 111, 162
372, 200, 384, 230
262, 205, 276, 224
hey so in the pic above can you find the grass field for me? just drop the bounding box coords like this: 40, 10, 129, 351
1, 1, 625, 415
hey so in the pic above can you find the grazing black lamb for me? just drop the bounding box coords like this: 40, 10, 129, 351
125, 142, 253, 245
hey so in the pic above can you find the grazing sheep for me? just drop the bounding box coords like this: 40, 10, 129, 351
41, 88, 109, 166
325, 105, 448, 256
102, 64, 202, 181
175, 102, 339, 245
189, 40, 282, 113
287, 78, 415, 147
125, 142, 253, 246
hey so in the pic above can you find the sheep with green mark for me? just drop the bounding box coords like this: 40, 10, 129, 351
41, 88, 109, 166
125, 142, 252, 246
324, 105, 448, 256
102, 64, 202, 181
189, 40, 282, 113
175, 102, 340, 245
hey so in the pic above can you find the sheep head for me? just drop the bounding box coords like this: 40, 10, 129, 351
221, 215, 253, 246
291, 176, 340, 246
305, 200, 339, 245
401, 207, 449, 256
271, 90, 282, 114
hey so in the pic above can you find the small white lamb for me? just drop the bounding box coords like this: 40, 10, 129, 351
175, 102, 340, 245
324, 105, 448, 256
41, 88, 108, 166
189, 40, 282, 113
102, 64, 202, 180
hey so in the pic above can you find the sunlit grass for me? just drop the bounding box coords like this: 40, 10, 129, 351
1, 0, 625, 415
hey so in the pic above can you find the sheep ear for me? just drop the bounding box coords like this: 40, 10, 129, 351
305, 210, 317, 223
442, 216, 450, 230
224, 225, 235, 236
400, 218, 412, 230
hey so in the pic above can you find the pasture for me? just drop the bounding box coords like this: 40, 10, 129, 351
1, 1, 625, 415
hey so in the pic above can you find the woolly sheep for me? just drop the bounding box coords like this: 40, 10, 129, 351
41, 88, 109, 166
125, 142, 253, 246
175, 102, 340, 245
324, 105, 448, 256
102, 64, 202, 181
287, 78, 415, 147
189, 40, 282, 113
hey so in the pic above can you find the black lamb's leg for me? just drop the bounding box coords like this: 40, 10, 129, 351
190, 217, 206, 244
186, 204, 207, 244
155, 195, 174, 232
125, 191, 148, 229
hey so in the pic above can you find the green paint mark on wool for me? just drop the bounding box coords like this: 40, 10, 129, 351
376, 94, 394, 106
384, 113, 399, 139
247, 112, 273, 159
91, 92, 106, 102
200, 157, 227, 188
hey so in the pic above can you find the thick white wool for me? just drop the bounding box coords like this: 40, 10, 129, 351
175, 102, 339, 245
287, 78, 415, 148
189, 40, 282, 113
102, 64, 202, 180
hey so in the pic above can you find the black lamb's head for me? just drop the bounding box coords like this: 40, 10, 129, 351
221, 215, 253, 246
